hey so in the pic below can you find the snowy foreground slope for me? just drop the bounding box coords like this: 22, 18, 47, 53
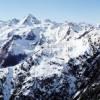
0, 14, 100, 100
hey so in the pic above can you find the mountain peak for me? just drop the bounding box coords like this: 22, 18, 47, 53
19, 14, 41, 25
26, 14, 36, 20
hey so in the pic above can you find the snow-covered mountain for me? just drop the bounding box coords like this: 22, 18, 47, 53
0, 14, 100, 100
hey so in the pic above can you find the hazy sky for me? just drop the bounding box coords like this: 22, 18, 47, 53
0, 0, 100, 23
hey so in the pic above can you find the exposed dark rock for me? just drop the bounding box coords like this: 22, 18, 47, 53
2, 54, 27, 67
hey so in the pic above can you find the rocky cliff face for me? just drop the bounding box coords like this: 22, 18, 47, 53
0, 14, 100, 100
